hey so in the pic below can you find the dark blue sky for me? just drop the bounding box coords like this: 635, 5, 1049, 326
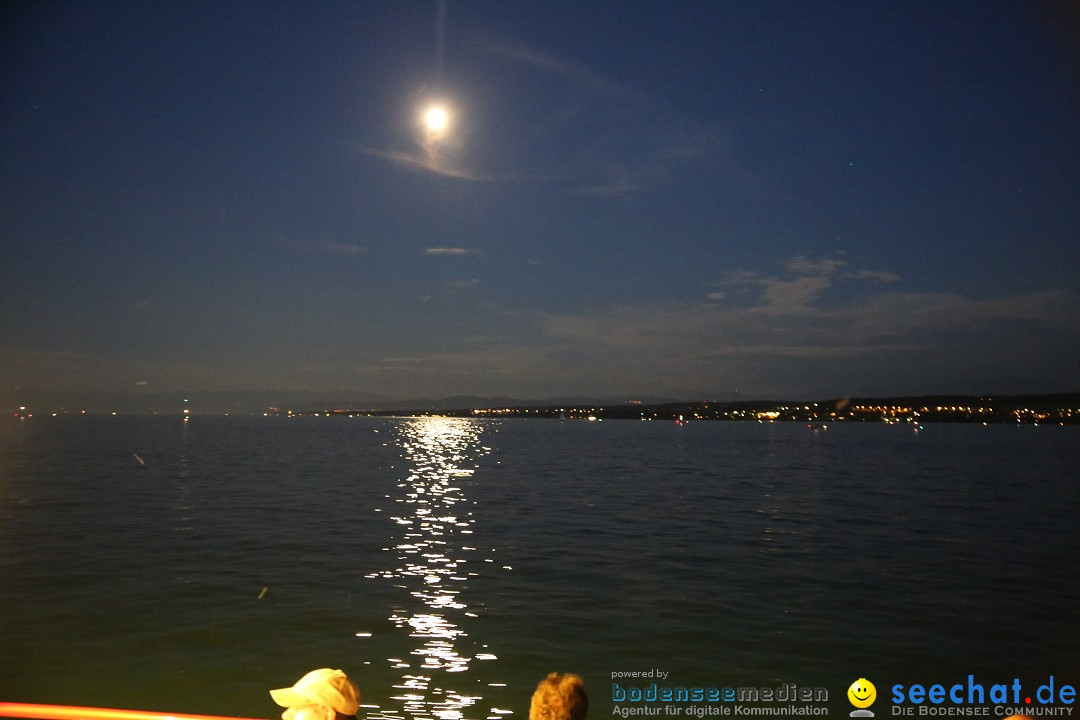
2, 1, 1078, 405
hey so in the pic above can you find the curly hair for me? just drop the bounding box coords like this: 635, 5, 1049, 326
529, 672, 588, 720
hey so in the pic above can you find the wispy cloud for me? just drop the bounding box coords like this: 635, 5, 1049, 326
280, 238, 366, 256
711, 255, 903, 315
0, 347, 292, 399
356, 145, 491, 181
355, 37, 724, 196
476, 37, 660, 109
476, 39, 724, 197
575, 164, 646, 198
519, 283, 1079, 396
783, 256, 847, 276
847, 269, 902, 283
425, 247, 474, 256
392, 254, 1074, 398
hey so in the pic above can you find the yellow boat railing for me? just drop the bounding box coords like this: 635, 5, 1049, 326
0, 703, 265, 720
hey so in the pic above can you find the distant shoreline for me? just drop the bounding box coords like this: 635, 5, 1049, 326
8, 393, 1078, 424
313, 393, 1080, 424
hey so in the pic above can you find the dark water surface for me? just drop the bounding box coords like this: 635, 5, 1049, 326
1, 416, 1077, 719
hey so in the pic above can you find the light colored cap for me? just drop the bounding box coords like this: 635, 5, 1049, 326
270, 668, 361, 716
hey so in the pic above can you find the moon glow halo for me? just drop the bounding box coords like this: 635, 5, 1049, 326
424, 106, 449, 136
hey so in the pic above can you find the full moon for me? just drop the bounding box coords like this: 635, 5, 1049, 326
424, 106, 449, 134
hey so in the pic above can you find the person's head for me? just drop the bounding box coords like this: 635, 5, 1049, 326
529, 672, 588, 720
270, 668, 361, 720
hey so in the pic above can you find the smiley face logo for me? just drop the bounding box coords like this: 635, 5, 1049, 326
848, 678, 877, 709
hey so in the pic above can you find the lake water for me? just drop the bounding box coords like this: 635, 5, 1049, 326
1, 416, 1077, 720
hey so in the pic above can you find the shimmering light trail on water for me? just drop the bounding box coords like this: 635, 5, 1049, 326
364, 418, 503, 720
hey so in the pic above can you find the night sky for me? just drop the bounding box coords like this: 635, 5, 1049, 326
3, 1, 1079, 407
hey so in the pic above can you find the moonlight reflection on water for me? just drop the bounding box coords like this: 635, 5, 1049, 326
365, 418, 503, 720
